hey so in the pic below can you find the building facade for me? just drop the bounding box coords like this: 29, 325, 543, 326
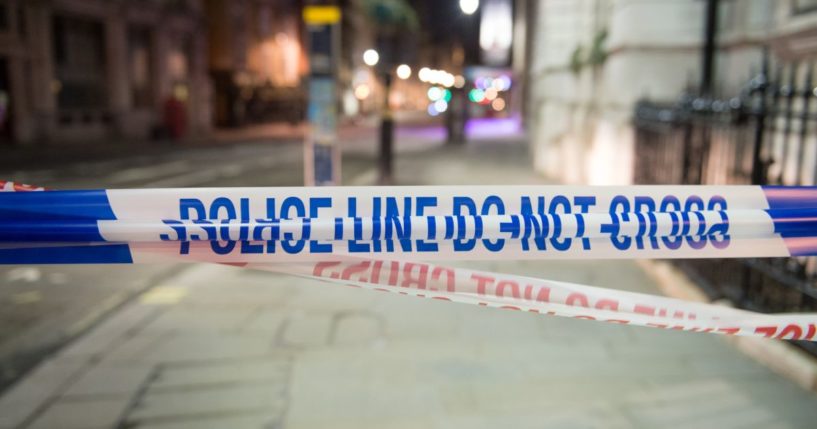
527, 0, 817, 185
205, 0, 306, 127
0, 0, 210, 145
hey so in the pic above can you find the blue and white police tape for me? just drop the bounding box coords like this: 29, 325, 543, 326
3, 181, 817, 342
1, 185, 817, 263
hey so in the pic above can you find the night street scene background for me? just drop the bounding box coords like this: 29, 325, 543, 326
2, 0, 817, 428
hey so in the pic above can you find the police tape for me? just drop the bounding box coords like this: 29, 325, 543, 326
2, 181, 817, 341
1, 210, 808, 242
2, 185, 817, 263
0, 181, 44, 192
251, 258, 817, 341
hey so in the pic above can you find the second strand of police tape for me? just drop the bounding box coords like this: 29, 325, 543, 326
244, 258, 817, 342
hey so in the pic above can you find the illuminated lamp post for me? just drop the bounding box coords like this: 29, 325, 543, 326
447, 0, 479, 144
360, 0, 418, 185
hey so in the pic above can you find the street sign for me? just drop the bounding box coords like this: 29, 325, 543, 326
304, 4, 341, 186
303, 5, 341, 25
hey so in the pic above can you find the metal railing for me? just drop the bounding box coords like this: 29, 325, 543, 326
633, 50, 817, 354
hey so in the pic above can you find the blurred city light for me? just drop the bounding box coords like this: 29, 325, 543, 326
484, 87, 498, 101
441, 72, 455, 88
354, 84, 371, 100
427, 103, 440, 116
427, 86, 443, 101
396, 64, 412, 79
363, 49, 379, 66
491, 97, 506, 111
353, 68, 370, 84
494, 75, 512, 91
434, 99, 448, 113
428, 70, 442, 84
468, 88, 485, 103
480, 0, 513, 65
418, 67, 431, 82
454, 75, 466, 88
460, 0, 479, 15
443, 89, 452, 102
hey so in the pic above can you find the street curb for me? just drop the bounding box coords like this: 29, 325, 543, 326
0, 264, 187, 396
636, 259, 817, 392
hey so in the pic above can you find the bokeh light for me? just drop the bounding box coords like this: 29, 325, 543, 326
468, 88, 485, 103
460, 0, 479, 15
485, 87, 498, 101
396, 64, 412, 79
441, 73, 455, 88
427, 86, 443, 101
454, 75, 466, 88
491, 97, 506, 111
418, 67, 431, 82
363, 49, 379, 66
494, 75, 512, 91
354, 84, 370, 100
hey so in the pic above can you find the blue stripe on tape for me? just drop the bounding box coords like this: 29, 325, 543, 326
0, 244, 133, 264
0, 221, 105, 242
763, 186, 817, 210
765, 208, 817, 237
0, 190, 116, 222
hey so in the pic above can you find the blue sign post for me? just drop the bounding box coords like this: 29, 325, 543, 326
303, 5, 341, 186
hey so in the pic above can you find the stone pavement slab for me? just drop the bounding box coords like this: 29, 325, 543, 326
334, 313, 382, 345
133, 413, 283, 429
127, 384, 285, 422
0, 359, 86, 428
149, 358, 289, 391
28, 396, 131, 429
282, 313, 333, 347
63, 365, 153, 397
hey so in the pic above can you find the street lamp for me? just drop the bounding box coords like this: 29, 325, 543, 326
396, 64, 411, 79
360, 0, 419, 185
418, 67, 431, 82
459, 0, 478, 15
363, 49, 380, 66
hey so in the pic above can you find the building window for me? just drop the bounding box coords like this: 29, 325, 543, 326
128, 26, 153, 108
52, 14, 106, 109
167, 34, 193, 102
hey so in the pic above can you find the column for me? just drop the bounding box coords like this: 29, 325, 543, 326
106, 7, 130, 137
26, 1, 55, 141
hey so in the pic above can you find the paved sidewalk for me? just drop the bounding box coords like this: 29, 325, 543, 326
2, 138, 817, 428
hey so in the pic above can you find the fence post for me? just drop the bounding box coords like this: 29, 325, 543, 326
797, 63, 814, 185
680, 94, 694, 184
750, 49, 770, 185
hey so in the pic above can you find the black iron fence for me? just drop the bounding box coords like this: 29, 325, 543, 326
633, 51, 817, 354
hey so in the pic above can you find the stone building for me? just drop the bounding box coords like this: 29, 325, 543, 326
527, 0, 817, 185
205, 0, 306, 127
0, 0, 210, 145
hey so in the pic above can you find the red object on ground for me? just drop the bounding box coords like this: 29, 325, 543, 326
163, 97, 187, 139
